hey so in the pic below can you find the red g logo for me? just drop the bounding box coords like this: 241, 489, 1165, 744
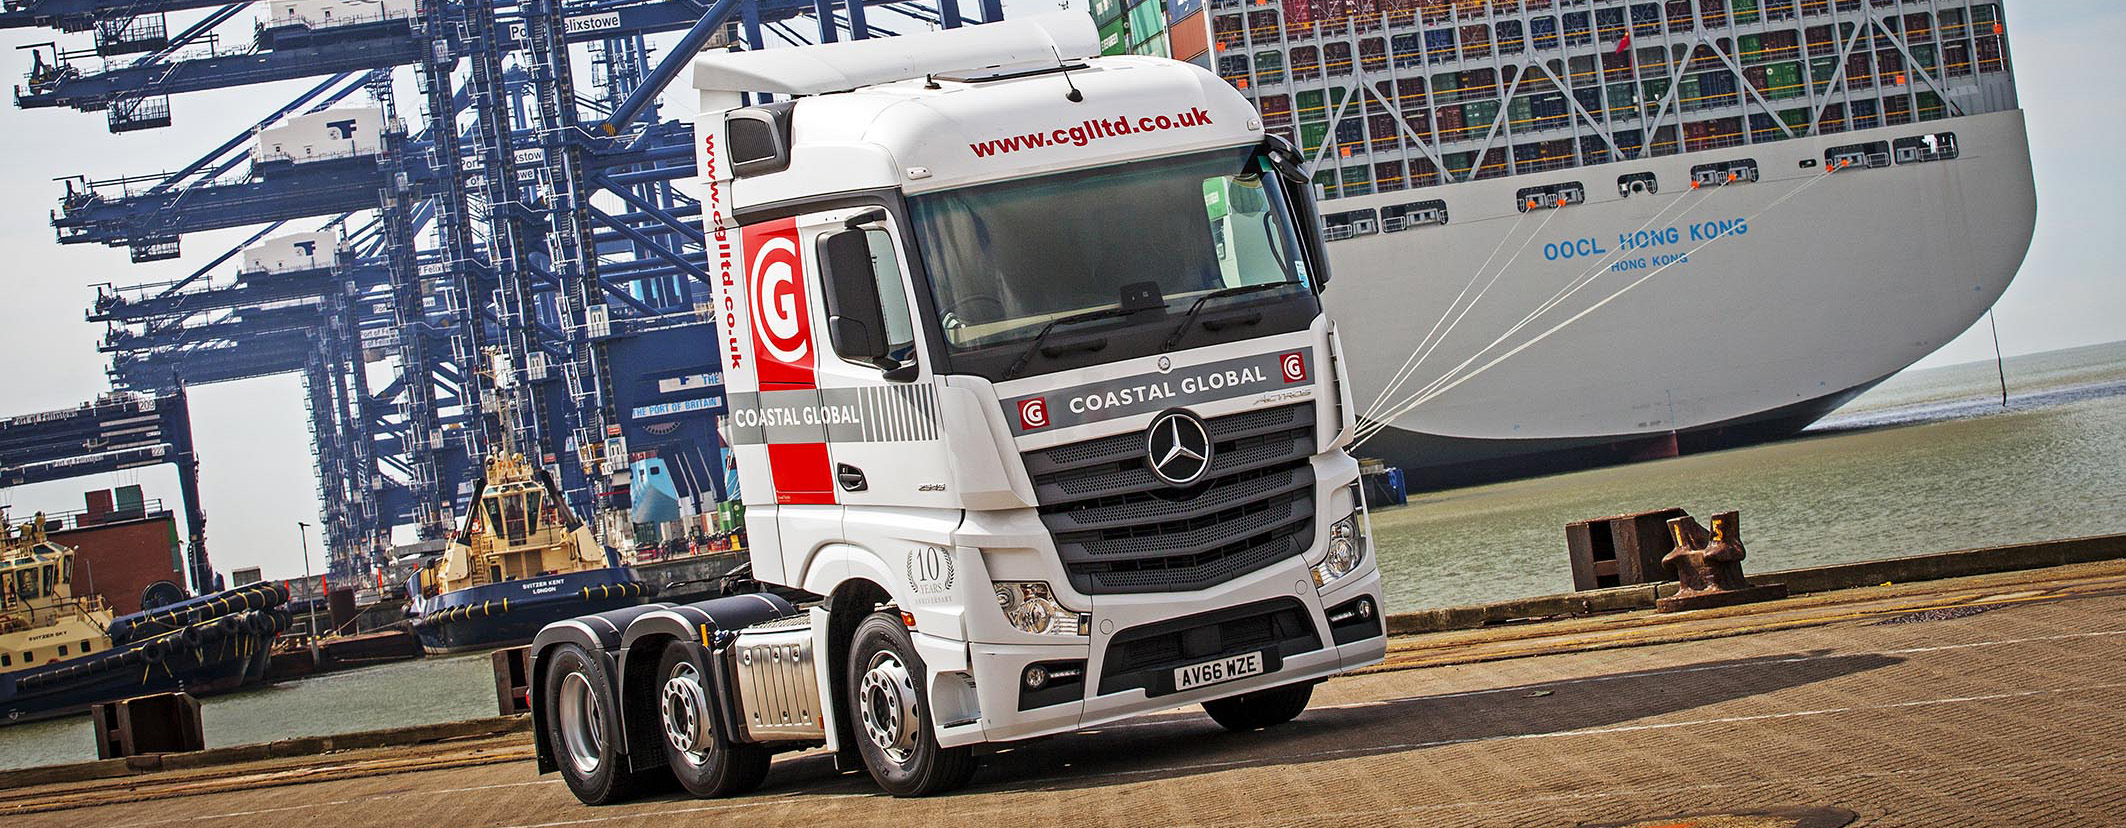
1019, 398, 1050, 430
743, 218, 813, 385
1280, 352, 1308, 383
750, 236, 808, 362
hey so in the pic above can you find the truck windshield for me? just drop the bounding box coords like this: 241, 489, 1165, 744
909, 146, 1317, 379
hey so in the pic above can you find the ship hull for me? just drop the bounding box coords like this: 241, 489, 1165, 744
1, 613, 289, 725
1323, 110, 2038, 487
409, 567, 652, 655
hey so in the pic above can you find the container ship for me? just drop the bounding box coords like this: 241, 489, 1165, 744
1098, 0, 2035, 487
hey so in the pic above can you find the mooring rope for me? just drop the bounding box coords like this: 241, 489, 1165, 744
1358, 172, 1725, 436
1354, 177, 1729, 445
1355, 164, 1843, 448
1360, 203, 1545, 423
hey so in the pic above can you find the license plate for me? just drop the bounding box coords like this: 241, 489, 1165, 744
1174, 651, 1265, 692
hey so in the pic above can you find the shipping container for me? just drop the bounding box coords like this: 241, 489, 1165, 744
1764, 61, 1802, 99
1258, 93, 1294, 125
1325, 41, 1352, 77
1509, 95, 1533, 128
1391, 32, 1422, 68
1300, 120, 1330, 154
1424, 28, 1453, 59
1434, 102, 1464, 136
1255, 50, 1285, 85
1091, 0, 1124, 23
1173, 13, 1207, 62
1130, 29, 1169, 58
1340, 165, 1372, 197
1462, 99, 1499, 133
1127, 0, 1163, 48
1367, 112, 1399, 150
1358, 36, 1386, 73
1099, 15, 1130, 56
1373, 160, 1405, 193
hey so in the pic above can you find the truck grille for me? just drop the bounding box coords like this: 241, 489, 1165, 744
1024, 404, 1317, 595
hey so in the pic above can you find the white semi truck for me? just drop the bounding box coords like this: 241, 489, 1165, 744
527, 13, 1387, 803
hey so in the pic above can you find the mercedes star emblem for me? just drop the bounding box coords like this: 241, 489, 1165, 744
1146, 410, 1213, 486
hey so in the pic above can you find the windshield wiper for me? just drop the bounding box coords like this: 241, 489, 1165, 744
1004, 306, 1150, 379
1161, 282, 1298, 351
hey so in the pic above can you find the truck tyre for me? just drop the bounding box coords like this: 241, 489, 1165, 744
1202, 680, 1314, 732
846, 612, 976, 797
655, 642, 770, 797
542, 643, 650, 805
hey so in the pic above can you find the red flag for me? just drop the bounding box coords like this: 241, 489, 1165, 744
1615, 32, 1632, 55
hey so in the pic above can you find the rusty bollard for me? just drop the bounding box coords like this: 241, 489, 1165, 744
492, 646, 532, 716
92, 692, 205, 759
1655, 510, 1789, 612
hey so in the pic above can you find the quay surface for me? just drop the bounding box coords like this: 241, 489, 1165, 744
5, 559, 2123, 827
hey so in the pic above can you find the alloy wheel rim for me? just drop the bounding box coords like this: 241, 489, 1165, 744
557, 671, 605, 775
661, 661, 713, 765
857, 650, 921, 764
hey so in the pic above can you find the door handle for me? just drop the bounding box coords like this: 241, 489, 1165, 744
836, 463, 868, 492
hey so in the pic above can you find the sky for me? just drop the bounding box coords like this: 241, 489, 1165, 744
0, 1, 2119, 581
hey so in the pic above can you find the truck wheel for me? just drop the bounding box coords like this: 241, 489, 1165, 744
1202, 680, 1314, 732
542, 643, 650, 805
656, 642, 770, 797
846, 612, 976, 797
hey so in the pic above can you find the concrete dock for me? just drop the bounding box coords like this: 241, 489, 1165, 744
5, 559, 2124, 827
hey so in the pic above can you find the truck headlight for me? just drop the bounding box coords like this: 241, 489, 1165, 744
993, 582, 1087, 636
1311, 514, 1368, 589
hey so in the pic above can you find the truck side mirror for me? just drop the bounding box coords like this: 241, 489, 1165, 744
1285, 178, 1332, 290
1258, 136, 1331, 289
819, 229, 891, 365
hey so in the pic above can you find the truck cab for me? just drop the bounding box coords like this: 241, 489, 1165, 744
528, 13, 1386, 803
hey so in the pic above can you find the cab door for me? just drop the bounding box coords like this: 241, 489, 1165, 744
727, 214, 839, 587
798, 207, 963, 616
800, 207, 952, 512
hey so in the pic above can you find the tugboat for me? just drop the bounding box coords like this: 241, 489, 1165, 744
406, 449, 652, 654
1, 514, 291, 724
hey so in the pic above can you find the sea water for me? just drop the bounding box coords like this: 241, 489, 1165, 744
1367, 340, 2126, 613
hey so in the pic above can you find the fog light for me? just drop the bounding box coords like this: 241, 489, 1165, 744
1024, 664, 1048, 689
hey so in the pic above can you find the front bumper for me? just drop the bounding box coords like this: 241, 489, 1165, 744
943, 557, 1385, 747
